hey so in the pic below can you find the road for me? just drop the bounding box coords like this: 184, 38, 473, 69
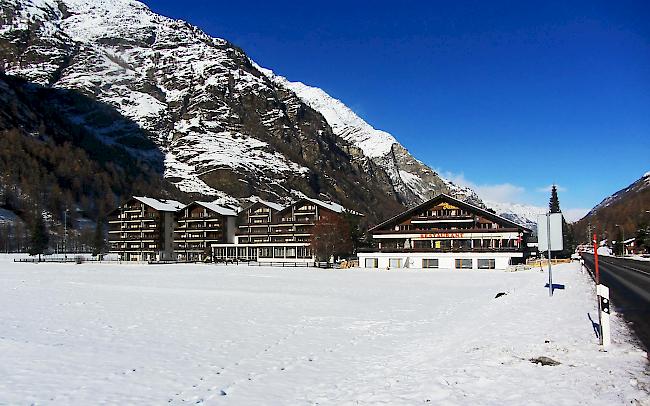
581, 253, 650, 351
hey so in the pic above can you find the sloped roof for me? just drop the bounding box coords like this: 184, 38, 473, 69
133, 196, 184, 212
194, 201, 238, 216
301, 197, 363, 216
370, 193, 532, 232
259, 199, 285, 212
241, 198, 286, 213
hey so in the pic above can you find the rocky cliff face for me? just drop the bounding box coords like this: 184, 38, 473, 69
261, 68, 485, 208
1, 0, 530, 225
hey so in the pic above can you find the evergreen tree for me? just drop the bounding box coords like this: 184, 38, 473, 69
549, 185, 561, 213
28, 210, 49, 260
547, 185, 575, 257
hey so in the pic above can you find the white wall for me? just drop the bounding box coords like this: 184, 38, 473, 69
358, 252, 521, 270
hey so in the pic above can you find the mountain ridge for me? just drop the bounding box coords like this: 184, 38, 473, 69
0, 0, 538, 227
573, 171, 650, 243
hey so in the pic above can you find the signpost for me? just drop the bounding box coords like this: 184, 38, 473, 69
593, 233, 610, 349
537, 212, 563, 296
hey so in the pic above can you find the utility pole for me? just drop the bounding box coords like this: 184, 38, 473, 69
64, 208, 69, 260
546, 212, 553, 297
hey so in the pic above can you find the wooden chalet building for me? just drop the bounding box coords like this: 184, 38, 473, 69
174, 201, 238, 261
358, 194, 532, 270
212, 197, 361, 263
108, 196, 184, 261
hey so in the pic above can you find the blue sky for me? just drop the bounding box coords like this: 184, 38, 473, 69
144, 0, 649, 220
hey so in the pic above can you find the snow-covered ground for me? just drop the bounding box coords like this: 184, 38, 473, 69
0, 256, 648, 405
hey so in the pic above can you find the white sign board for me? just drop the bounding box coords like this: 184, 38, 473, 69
537, 213, 563, 252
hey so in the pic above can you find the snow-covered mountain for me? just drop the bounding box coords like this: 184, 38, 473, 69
259, 67, 485, 208
587, 171, 650, 216
0, 0, 536, 225
573, 171, 650, 242
482, 200, 544, 230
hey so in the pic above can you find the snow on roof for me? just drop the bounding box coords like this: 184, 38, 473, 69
623, 238, 636, 244
302, 197, 363, 216
246, 197, 285, 212
133, 196, 184, 212
194, 201, 238, 216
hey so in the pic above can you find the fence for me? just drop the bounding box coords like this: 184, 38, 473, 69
525, 258, 572, 268
215, 260, 332, 268
13, 256, 115, 264
13, 256, 335, 268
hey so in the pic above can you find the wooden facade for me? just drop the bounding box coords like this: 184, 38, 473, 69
359, 194, 532, 270
174, 202, 237, 261
213, 198, 359, 262
107, 196, 183, 261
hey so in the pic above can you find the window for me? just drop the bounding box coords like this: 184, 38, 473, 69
422, 258, 439, 268
414, 240, 431, 249
478, 259, 496, 269
259, 247, 272, 258
389, 258, 402, 268
455, 259, 472, 269
274, 247, 285, 258
365, 258, 378, 268
297, 247, 312, 258
286, 247, 296, 258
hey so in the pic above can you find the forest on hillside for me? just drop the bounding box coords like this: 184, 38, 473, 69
0, 73, 188, 252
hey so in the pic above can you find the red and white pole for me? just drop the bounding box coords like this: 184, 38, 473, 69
593, 233, 610, 348
593, 233, 600, 284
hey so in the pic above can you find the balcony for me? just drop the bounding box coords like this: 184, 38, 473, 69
373, 227, 519, 235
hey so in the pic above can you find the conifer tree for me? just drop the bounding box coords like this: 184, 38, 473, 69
549, 185, 561, 213
28, 210, 49, 260
547, 185, 576, 257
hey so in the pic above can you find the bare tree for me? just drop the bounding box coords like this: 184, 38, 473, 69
310, 212, 353, 262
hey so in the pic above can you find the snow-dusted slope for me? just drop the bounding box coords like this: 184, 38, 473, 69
484, 200, 544, 230
573, 171, 650, 241
259, 67, 396, 159
261, 67, 484, 207
588, 171, 650, 216
2, 0, 316, 199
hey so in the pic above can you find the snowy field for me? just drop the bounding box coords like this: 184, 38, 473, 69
0, 256, 648, 405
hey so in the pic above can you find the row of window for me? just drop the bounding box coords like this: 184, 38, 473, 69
364, 258, 496, 269
397, 223, 499, 231
213, 246, 313, 259
418, 209, 471, 217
